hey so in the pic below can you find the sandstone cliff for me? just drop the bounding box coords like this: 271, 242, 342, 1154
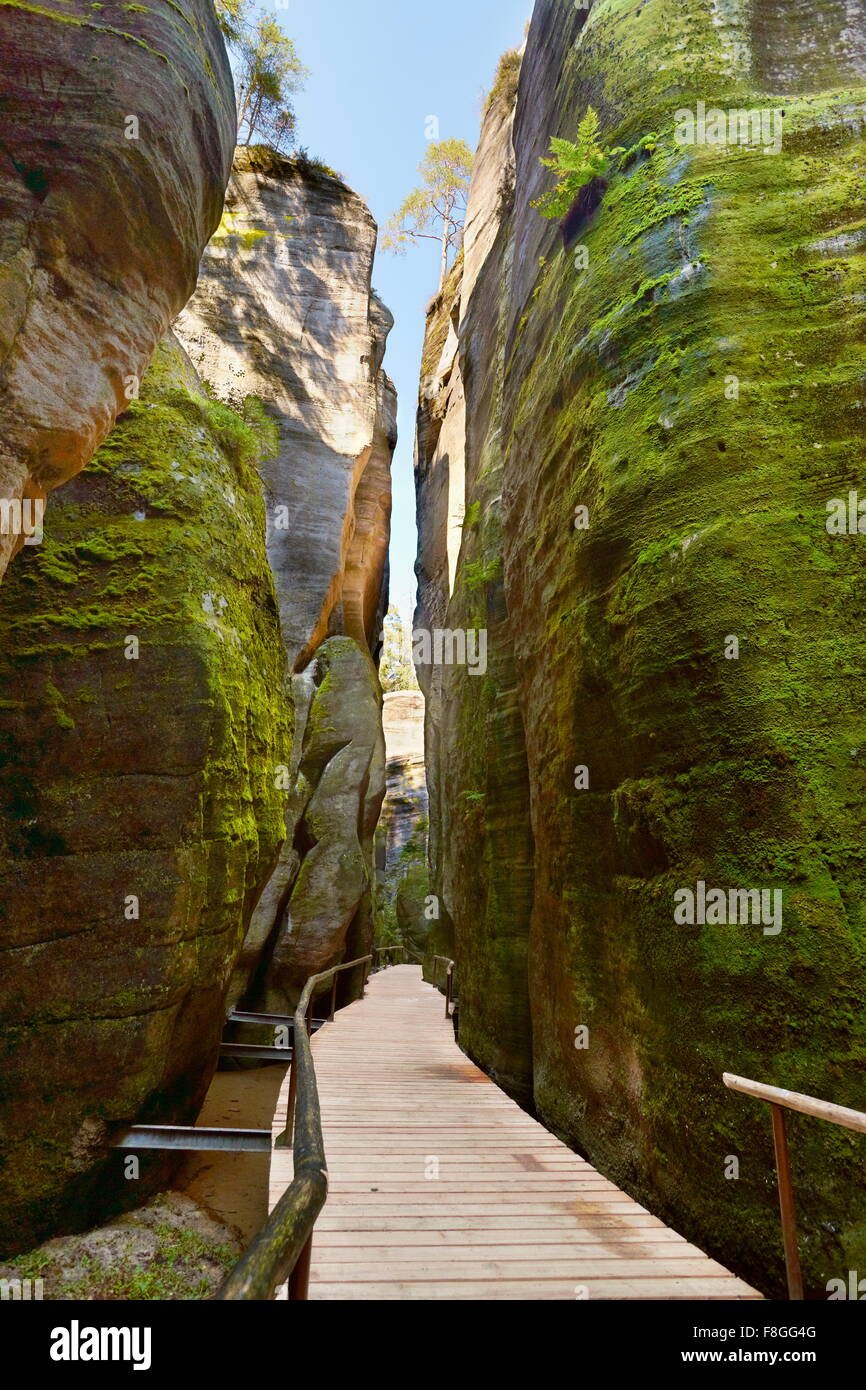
415, 0, 866, 1295
176, 147, 397, 1011
375, 690, 429, 959
0, 0, 234, 579
0, 336, 290, 1253
0, 11, 395, 1261
415, 72, 534, 1107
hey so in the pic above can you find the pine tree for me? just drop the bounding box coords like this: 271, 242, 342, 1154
382, 140, 474, 289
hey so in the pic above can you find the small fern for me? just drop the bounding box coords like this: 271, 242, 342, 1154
531, 108, 624, 219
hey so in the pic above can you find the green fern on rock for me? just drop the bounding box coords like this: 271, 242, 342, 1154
531, 107, 623, 219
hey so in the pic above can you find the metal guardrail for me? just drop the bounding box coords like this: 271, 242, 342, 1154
112, 1125, 272, 1153
432, 954, 456, 1020
723, 1072, 866, 1300
217, 954, 372, 1301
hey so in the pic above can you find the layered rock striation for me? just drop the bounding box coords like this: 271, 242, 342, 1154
415, 0, 866, 1294
0, 0, 234, 579
176, 148, 397, 1012
375, 690, 429, 960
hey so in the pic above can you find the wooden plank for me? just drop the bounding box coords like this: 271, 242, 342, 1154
312, 1230, 692, 1247
311, 1242, 716, 1261
264, 966, 760, 1302
310, 1280, 760, 1301
309, 1258, 747, 1280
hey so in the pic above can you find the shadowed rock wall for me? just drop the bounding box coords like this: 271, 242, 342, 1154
415, 0, 866, 1295
0, 336, 290, 1253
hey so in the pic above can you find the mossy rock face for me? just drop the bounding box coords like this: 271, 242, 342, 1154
505, 0, 866, 1295
421, 0, 866, 1296
0, 1191, 239, 1300
414, 68, 535, 1106
266, 635, 385, 1002
394, 858, 432, 958
0, 336, 291, 1255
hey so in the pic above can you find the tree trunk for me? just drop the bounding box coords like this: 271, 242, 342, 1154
246, 91, 263, 145
439, 201, 451, 290
236, 81, 251, 137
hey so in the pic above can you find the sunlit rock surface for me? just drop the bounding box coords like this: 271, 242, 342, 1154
0, 0, 234, 579
177, 149, 396, 1009
176, 146, 397, 670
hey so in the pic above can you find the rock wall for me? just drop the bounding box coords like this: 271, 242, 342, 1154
415, 77, 534, 1106
0, 23, 396, 1257
0, 336, 290, 1253
176, 147, 397, 1010
0, 0, 234, 579
380, 691, 427, 873
375, 691, 430, 959
416, 0, 866, 1295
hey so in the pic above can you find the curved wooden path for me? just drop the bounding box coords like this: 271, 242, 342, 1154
269, 965, 759, 1300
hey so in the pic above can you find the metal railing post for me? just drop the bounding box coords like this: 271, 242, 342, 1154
288, 1232, 313, 1301
432, 955, 455, 1018
282, 1050, 298, 1149
770, 1103, 804, 1301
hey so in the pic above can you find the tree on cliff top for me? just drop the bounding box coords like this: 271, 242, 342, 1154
214, 0, 246, 44
215, 0, 308, 153
382, 140, 474, 289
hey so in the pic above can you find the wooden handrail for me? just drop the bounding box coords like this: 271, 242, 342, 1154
723, 1073, 866, 1134
217, 954, 372, 1301
723, 1072, 866, 1300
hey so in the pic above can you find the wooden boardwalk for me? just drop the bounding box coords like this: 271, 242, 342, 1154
269, 965, 759, 1300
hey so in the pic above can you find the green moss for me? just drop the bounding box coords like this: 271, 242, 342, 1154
44, 681, 75, 731
484, 47, 521, 115
0, 338, 292, 1254
437, 0, 866, 1297
10, 1216, 235, 1300
492, 0, 866, 1301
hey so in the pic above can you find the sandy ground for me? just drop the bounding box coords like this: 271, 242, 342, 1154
173, 1063, 288, 1247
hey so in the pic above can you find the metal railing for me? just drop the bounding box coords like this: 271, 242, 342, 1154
432, 954, 456, 1019
217, 954, 372, 1301
723, 1072, 866, 1300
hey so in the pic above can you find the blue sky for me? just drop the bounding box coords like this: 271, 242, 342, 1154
252, 0, 530, 625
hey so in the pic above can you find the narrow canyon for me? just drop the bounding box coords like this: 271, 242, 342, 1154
1, 0, 865, 1311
